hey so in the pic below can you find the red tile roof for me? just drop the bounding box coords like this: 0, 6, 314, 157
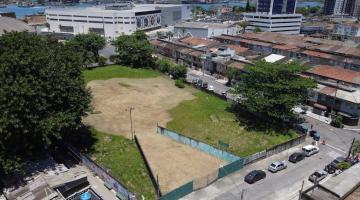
227, 44, 248, 54
308, 65, 360, 84
178, 36, 212, 46
302, 50, 334, 59
273, 44, 300, 51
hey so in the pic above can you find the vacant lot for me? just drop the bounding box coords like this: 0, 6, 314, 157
84, 128, 156, 200
167, 91, 297, 157
83, 66, 226, 194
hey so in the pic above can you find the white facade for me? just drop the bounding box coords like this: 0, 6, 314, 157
333, 23, 360, 37
45, 4, 191, 39
244, 13, 302, 34
174, 22, 238, 38
334, 0, 348, 15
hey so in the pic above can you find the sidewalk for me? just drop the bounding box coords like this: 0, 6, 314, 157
188, 69, 228, 85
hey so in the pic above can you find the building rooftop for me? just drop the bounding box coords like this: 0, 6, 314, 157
227, 44, 249, 54
174, 22, 235, 29
178, 36, 217, 47
0, 16, 35, 35
303, 164, 360, 200
308, 65, 360, 85
315, 84, 360, 104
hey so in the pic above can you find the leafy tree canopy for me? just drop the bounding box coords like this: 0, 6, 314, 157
112, 31, 154, 68
67, 33, 106, 64
233, 61, 316, 121
0, 32, 91, 175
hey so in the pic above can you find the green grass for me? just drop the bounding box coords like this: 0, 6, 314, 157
166, 91, 297, 157
86, 129, 156, 200
84, 65, 161, 83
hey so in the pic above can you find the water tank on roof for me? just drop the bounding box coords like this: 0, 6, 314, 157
80, 191, 92, 200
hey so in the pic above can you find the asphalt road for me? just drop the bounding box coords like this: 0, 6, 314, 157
183, 71, 360, 200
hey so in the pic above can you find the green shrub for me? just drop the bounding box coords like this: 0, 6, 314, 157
155, 58, 172, 73
336, 161, 351, 170
175, 78, 185, 88
170, 64, 187, 79
331, 115, 343, 128
98, 56, 107, 66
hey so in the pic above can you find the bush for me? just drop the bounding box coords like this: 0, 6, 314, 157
175, 78, 185, 88
331, 115, 343, 128
336, 161, 351, 170
169, 64, 187, 79
98, 56, 107, 66
156, 58, 172, 73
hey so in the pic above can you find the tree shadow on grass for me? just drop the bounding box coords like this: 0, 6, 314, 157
226, 104, 291, 135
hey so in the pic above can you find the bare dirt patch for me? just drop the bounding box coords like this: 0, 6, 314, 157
84, 77, 227, 193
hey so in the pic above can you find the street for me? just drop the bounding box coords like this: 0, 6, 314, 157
183, 70, 360, 200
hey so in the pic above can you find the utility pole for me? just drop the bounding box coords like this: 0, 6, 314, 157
128, 107, 135, 141
298, 180, 304, 200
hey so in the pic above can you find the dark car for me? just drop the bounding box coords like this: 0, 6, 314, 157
324, 164, 336, 174
289, 152, 305, 163
309, 130, 320, 141
202, 82, 208, 88
330, 156, 346, 169
244, 170, 266, 184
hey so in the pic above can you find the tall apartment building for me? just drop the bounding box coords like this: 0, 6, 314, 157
244, 0, 302, 34
323, 0, 360, 16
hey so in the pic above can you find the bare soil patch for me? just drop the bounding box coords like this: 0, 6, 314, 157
84, 77, 226, 193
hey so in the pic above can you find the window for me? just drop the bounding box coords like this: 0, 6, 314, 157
74, 15, 87, 17
88, 16, 103, 18
59, 14, 71, 17
59, 19, 72, 22
74, 20, 87, 22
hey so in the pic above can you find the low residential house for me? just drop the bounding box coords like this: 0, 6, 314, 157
212, 32, 360, 71
333, 23, 360, 39
0, 16, 35, 36
304, 65, 360, 125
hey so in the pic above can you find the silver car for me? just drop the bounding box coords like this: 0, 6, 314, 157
309, 170, 328, 183
268, 161, 287, 173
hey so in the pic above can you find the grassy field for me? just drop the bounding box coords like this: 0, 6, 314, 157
84, 65, 161, 83
166, 91, 297, 157
86, 129, 156, 200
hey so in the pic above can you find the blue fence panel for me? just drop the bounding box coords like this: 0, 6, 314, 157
218, 159, 244, 179
158, 181, 193, 200
157, 126, 241, 162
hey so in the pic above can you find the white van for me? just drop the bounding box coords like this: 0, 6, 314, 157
302, 145, 319, 157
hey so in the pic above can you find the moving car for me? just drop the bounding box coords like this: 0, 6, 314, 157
302, 145, 319, 157
268, 161, 287, 173
330, 156, 346, 169
244, 170, 266, 184
289, 152, 305, 163
309, 170, 328, 183
202, 82, 208, 88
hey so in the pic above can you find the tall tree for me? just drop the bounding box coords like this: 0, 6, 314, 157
67, 33, 106, 64
233, 61, 316, 121
237, 21, 249, 34
0, 32, 91, 175
245, 0, 250, 12
112, 31, 154, 68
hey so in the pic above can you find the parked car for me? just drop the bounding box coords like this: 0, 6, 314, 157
289, 152, 305, 163
309, 170, 328, 183
207, 85, 214, 91
268, 161, 287, 173
330, 156, 346, 169
324, 164, 336, 174
309, 130, 320, 141
202, 82, 208, 88
192, 79, 198, 84
196, 79, 202, 86
244, 170, 266, 184
302, 145, 319, 157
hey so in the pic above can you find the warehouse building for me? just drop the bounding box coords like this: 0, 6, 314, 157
45, 3, 191, 39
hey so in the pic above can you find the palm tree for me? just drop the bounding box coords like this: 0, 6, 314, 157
180, 26, 187, 37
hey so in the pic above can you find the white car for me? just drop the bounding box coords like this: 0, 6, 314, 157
309, 170, 328, 183
302, 145, 319, 157
268, 161, 287, 173
207, 85, 214, 91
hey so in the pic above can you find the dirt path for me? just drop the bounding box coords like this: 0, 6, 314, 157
84, 77, 227, 193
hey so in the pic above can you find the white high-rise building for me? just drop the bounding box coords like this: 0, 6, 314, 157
244, 0, 302, 35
